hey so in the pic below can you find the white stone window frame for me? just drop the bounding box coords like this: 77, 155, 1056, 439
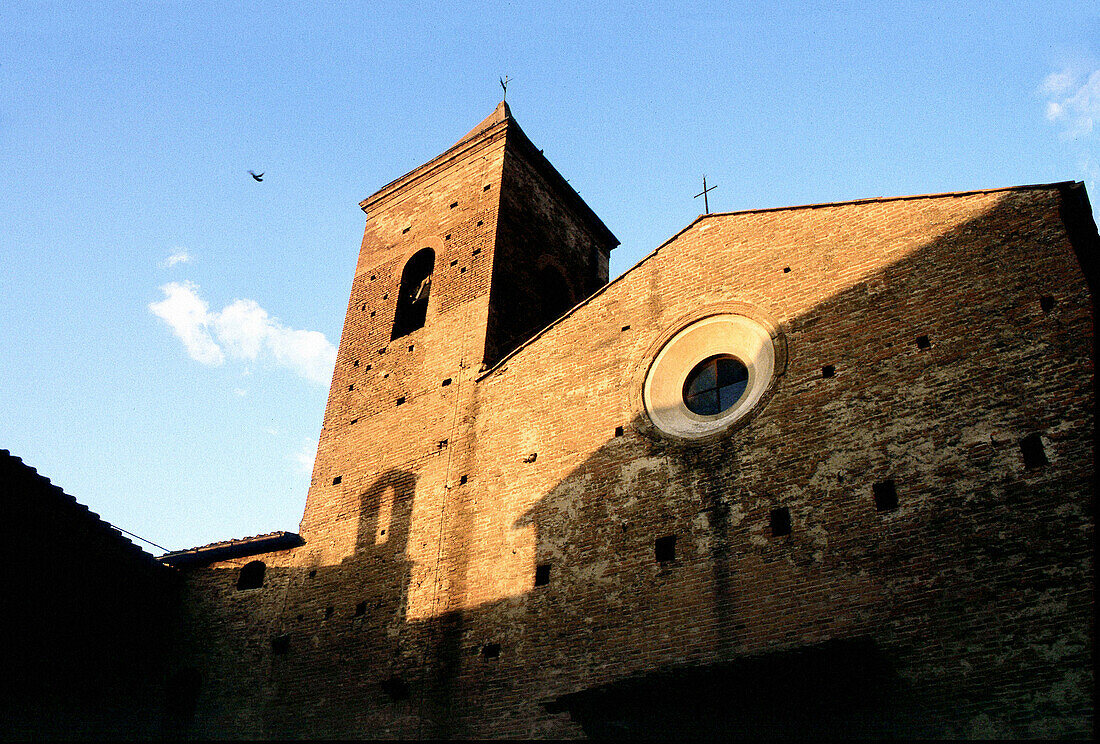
632, 305, 787, 443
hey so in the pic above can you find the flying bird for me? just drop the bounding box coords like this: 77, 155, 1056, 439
249, 170, 264, 182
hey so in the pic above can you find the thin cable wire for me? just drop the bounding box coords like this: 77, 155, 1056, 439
113, 525, 172, 553
112, 522, 263, 568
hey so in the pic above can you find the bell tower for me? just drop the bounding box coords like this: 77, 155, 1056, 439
297, 102, 618, 558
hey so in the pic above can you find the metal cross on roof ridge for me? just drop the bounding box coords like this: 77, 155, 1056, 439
695, 175, 718, 214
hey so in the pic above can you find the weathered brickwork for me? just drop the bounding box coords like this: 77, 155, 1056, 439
167, 105, 1094, 739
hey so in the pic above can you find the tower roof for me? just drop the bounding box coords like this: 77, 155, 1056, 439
359, 101, 618, 249
456, 100, 511, 146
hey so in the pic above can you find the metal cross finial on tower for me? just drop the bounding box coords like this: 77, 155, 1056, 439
500, 75, 511, 101
695, 175, 718, 214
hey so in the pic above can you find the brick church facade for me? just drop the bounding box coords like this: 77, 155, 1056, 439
3, 102, 1095, 738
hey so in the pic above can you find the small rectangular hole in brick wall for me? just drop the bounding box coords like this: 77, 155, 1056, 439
873, 480, 898, 511
770, 507, 792, 537
370, 311, 376, 317
332, 476, 342, 485
916, 335, 931, 350
396, 396, 405, 406
483, 184, 492, 191
324, 606, 334, 619
534, 563, 551, 586
450, 259, 458, 267
361, 303, 368, 311
477, 220, 484, 226
445, 234, 451, 240
364, 364, 372, 371
236, 561, 265, 590
308, 569, 317, 578
442, 378, 452, 386
408, 344, 414, 352
353, 359, 359, 367
523, 452, 537, 463
460, 267, 466, 273
822, 364, 835, 378
450, 201, 459, 209
348, 384, 355, 391
615, 426, 624, 437
459, 475, 468, 485
381, 676, 410, 701
472, 248, 481, 255
271, 635, 290, 655
621, 325, 631, 332
383, 293, 388, 300
378, 348, 386, 354
481, 643, 501, 659
1020, 433, 1049, 468
350, 418, 359, 425
655, 534, 677, 563
355, 601, 366, 616
1040, 295, 1056, 312
401, 226, 410, 234
438, 439, 448, 450
783, 266, 791, 273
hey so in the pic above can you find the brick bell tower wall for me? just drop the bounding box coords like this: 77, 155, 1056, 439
298, 105, 617, 566
484, 122, 618, 365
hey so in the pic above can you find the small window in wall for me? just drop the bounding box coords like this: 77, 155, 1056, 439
872, 480, 898, 512
237, 560, 266, 590
271, 634, 290, 655
655, 535, 677, 563
769, 507, 792, 537
392, 248, 435, 340
381, 676, 410, 701
1020, 433, 1048, 469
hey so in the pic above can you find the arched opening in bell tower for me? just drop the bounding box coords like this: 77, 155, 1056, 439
392, 248, 435, 340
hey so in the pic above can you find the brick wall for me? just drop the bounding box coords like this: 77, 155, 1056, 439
173, 127, 1094, 738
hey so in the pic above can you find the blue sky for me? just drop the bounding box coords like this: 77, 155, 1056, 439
2, 1, 1097, 554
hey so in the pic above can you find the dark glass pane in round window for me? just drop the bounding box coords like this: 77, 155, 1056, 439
683, 355, 748, 416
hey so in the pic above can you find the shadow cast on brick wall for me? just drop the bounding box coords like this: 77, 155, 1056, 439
176, 189, 1095, 739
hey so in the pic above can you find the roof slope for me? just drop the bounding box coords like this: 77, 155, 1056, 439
1, 448, 166, 570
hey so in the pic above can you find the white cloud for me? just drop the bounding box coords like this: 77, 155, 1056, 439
1042, 70, 1075, 96
267, 327, 338, 385
149, 281, 336, 384
294, 439, 318, 476
149, 281, 224, 365
162, 250, 193, 268
1041, 68, 1100, 139
214, 299, 271, 360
